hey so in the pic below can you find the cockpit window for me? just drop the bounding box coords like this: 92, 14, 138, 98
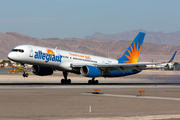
11, 49, 24, 53
19, 49, 24, 52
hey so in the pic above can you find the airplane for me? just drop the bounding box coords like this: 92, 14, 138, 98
8, 32, 163, 84
157, 51, 177, 69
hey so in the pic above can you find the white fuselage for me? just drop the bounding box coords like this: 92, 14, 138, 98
157, 63, 174, 69
8, 45, 118, 73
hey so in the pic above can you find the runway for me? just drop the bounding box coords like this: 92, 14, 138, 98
0, 70, 180, 120
0, 85, 180, 120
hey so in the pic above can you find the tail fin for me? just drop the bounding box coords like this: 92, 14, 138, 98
118, 32, 145, 63
168, 51, 177, 63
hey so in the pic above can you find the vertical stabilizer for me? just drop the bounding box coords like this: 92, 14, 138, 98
118, 32, 145, 63
168, 51, 177, 63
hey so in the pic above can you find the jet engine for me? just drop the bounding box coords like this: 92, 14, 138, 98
32, 65, 53, 76
80, 65, 101, 77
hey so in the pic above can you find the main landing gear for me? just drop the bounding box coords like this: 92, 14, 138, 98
88, 77, 99, 84
61, 71, 71, 84
22, 64, 29, 77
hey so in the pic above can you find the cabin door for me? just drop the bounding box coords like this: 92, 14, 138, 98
29, 47, 33, 57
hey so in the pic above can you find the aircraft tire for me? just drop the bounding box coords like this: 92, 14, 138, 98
95, 80, 99, 84
23, 74, 25, 77
25, 73, 29, 77
23, 73, 29, 77
61, 79, 65, 84
88, 80, 99, 84
88, 80, 92, 84
67, 79, 71, 84
61, 79, 71, 84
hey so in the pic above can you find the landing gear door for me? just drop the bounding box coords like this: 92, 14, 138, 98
29, 47, 33, 57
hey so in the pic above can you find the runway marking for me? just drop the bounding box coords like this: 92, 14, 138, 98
82, 93, 180, 101
64, 115, 180, 120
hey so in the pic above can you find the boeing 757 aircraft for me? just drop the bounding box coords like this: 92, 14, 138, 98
157, 51, 177, 69
8, 32, 164, 84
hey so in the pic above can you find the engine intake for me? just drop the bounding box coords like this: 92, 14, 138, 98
80, 65, 101, 77
32, 65, 53, 76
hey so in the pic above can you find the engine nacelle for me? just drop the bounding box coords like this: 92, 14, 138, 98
32, 65, 53, 76
80, 65, 101, 77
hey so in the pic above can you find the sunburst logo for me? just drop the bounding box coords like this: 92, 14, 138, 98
47, 49, 54, 54
124, 42, 142, 63
169, 60, 173, 62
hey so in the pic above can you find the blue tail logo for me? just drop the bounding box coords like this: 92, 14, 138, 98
168, 51, 177, 63
118, 32, 145, 63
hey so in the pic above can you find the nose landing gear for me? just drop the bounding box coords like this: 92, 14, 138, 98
22, 64, 29, 77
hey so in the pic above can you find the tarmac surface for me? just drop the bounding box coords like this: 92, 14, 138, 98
0, 70, 180, 120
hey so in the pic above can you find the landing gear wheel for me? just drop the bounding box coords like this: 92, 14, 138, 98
23, 73, 29, 77
67, 79, 71, 84
88, 80, 92, 84
61, 79, 71, 84
88, 79, 99, 84
25, 73, 29, 77
22, 64, 29, 78
61, 79, 65, 84
95, 80, 98, 84
61, 71, 72, 84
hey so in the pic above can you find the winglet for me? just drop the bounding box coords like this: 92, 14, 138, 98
168, 51, 177, 63
118, 32, 145, 63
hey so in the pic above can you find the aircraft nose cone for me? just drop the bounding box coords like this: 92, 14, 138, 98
8, 52, 15, 60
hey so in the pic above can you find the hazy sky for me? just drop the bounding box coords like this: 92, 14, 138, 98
0, 0, 180, 39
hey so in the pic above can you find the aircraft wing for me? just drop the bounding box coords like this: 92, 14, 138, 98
71, 62, 162, 73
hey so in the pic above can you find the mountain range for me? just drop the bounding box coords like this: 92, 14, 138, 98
0, 31, 179, 62
84, 29, 180, 46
